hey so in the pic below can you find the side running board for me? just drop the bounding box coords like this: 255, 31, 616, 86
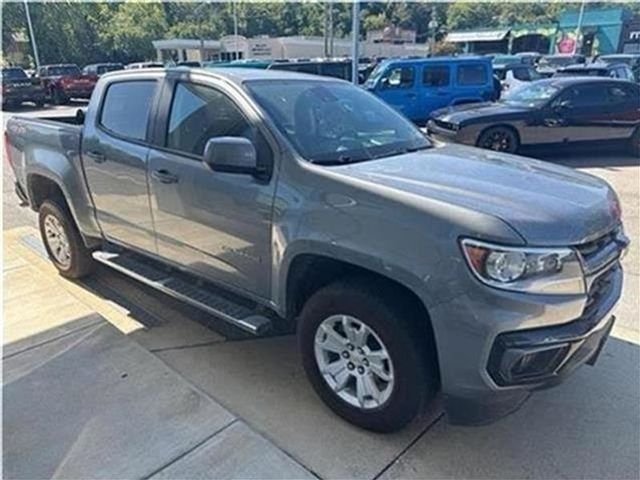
92, 250, 272, 335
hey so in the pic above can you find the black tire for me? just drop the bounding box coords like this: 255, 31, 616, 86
628, 127, 640, 157
38, 199, 95, 279
477, 126, 519, 154
52, 88, 68, 105
298, 279, 437, 432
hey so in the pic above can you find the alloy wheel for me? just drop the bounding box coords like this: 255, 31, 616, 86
314, 314, 394, 410
44, 214, 71, 268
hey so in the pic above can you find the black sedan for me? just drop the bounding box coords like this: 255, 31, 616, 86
427, 77, 640, 156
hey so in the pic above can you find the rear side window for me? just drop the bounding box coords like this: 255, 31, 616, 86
100, 81, 156, 141
513, 67, 531, 81
422, 66, 449, 87
457, 64, 487, 86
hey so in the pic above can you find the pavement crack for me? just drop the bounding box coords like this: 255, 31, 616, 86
141, 419, 239, 479
149, 339, 227, 353
371, 411, 444, 480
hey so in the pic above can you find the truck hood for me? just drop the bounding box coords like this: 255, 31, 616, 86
333, 143, 619, 245
431, 102, 530, 125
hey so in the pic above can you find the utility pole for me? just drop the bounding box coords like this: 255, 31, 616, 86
23, 0, 40, 68
574, 0, 586, 55
323, 3, 329, 57
233, 0, 239, 59
351, 1, 359, 84
329, 3, 334, 57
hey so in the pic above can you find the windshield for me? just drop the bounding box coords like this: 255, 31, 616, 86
501, 82, 560, 107
246, 80, 431, 165
539, 56, 577, 68
49, 65, 80, 76
364, 63, 385, 88
97, 64, 122, 75
599, 56, 631, 66
1, 68, 28, 81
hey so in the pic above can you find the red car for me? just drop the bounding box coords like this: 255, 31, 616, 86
36, 64, 97, 104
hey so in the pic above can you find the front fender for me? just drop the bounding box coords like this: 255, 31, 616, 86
274, 238, 433, 319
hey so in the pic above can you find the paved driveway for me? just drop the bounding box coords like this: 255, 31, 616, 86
3, 104, 639, 479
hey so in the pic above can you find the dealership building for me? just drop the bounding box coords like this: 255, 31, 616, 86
153, 29, 428, 64
445, 6, 640, 56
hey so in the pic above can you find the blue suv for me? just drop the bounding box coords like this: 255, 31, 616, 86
365, 57, 495, 125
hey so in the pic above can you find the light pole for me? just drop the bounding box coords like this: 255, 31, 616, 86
574, 0, 586, 55
351, 1, 360, 84
233, 0, 239, 59
23, 0, 40, 68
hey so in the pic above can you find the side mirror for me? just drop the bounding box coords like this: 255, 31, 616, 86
203, 136, 262, 176
379, 77, 389, 89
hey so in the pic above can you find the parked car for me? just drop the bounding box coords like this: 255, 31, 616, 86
364, 56, 495, 125
491, 54, 526, 67
537, 54, 586, 77
493, 63, 543, 92
596, 54, 640, 82
268, 59, 358, 82
1, 67, 46, 109
35, 64, 97, 104
427, 77, 640, 155
515, 51, 543, 65
554, 62, 635, 81
125, 62, 164, 69
6, 68, 628, 433
82, 63, 124, 77
176, 61, 201, 68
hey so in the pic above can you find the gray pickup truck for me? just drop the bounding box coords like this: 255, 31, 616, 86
6, 68, 629, 432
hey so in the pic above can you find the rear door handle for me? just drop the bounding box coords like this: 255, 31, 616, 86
87, 150, 106, 163
151, 169, 179, 184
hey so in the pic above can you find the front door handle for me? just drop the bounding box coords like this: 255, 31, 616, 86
151, 169, 179, 184
543, 118, 563, 127
87, 150, 106, 163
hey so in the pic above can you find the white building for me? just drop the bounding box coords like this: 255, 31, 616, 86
152, 35, 428, 63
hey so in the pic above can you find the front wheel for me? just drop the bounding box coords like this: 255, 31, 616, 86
38, 199, 95, 278
298, 280, 437, 432
477, 126, 519, 153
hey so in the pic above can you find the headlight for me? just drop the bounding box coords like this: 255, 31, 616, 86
460, 238, 585, 294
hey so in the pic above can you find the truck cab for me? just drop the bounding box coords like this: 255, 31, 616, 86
364, 57, 495, 125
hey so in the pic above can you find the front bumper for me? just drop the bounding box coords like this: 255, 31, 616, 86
62, 86, 94, 99
432, 262, 623, 426
426, 119, 478, 146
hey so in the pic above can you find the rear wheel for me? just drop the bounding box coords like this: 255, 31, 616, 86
38, 199, 95, 278
477, 126, 519, 153
52, 88, 68, 105
298, 280, 437, 432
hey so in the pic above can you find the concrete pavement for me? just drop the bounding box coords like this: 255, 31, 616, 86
3, 104, 639, 479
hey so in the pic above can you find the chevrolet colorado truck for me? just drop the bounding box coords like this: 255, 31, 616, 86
5, 68, 628, 432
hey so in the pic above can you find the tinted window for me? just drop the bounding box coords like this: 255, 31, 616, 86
607, 84, 637, 103
385, 66, 414, 88
457, 64, 487, 86
557, 85, 608, 108
320, 63, 350, 80
48, 65, 80, 76
512, 67, 531, 81
100, 81, 156, 141
167, 82, 271, 164
1, 68, 28, 81
422, 65, 449, 87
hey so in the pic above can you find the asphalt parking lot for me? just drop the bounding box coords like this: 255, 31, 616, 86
3, 103, 640, 479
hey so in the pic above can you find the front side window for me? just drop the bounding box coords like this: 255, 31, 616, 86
422, 66, 449, 87
167, 82, 270, 164
556, 85, 608, 108
385, 67, 414, 88
100, 81, 156, 141
246, 79, 430, 165
457, 64, 487, 86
